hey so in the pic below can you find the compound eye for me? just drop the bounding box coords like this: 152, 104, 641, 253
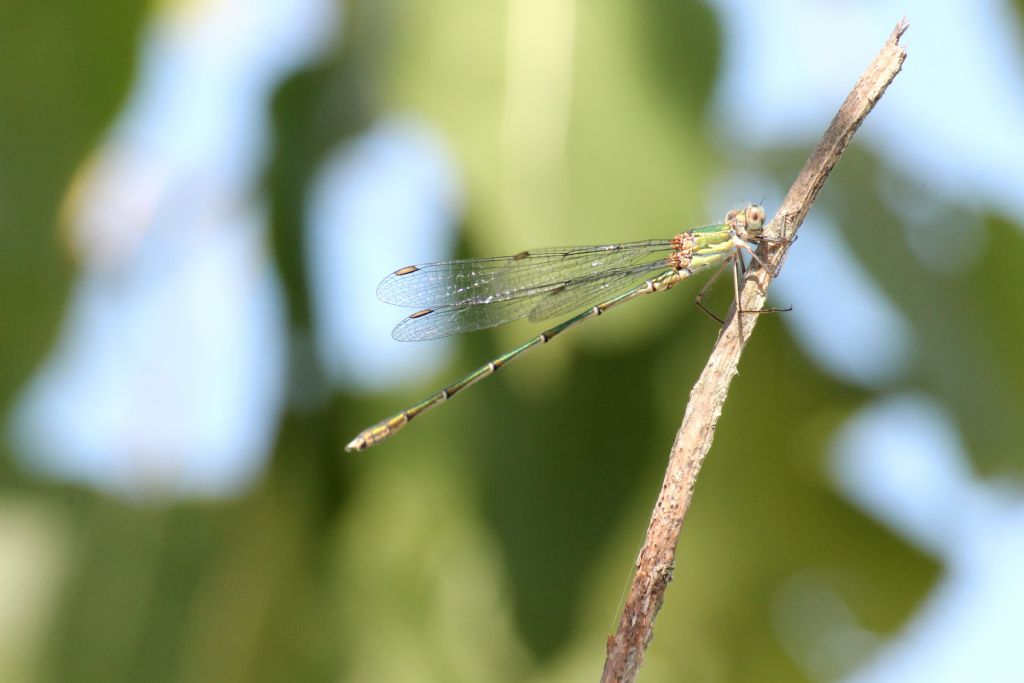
749, 206, 765, 226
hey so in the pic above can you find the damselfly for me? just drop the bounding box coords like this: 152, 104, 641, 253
346, 205, 770, 451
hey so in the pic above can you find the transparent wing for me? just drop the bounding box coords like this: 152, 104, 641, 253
527, 261, 678, 322
391, 294, 554, 341
376, 240, 674, 308
391, 260, 677, 341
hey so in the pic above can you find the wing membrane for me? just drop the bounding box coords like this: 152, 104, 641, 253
391, 260, 678, 341
391, 294, 552, 341
377, 240, 674, 308
527, 262, 677, 322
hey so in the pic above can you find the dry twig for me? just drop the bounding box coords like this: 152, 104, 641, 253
601, 19, 909, 683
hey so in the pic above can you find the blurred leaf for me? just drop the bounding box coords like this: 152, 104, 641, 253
0, 0, 147, 402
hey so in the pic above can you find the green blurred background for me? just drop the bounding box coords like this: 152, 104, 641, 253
2, 1, 1024, 682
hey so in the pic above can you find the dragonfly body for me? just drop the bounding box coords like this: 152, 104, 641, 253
346, 205, 766, 452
